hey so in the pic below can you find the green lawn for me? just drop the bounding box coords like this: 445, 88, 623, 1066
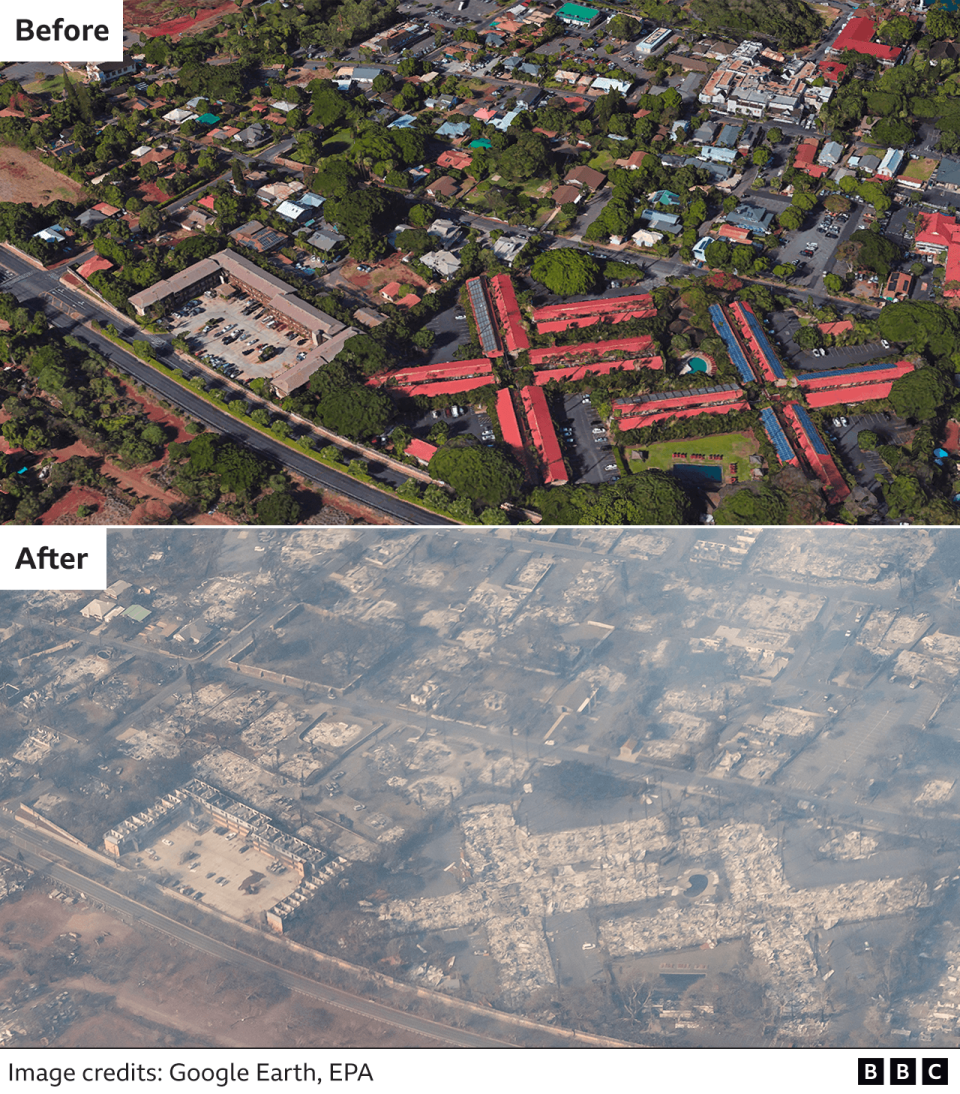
628, 431, 759, 484
587, 149, 616, 173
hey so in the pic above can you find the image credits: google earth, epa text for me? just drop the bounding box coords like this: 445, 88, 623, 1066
1, 0, 959, 525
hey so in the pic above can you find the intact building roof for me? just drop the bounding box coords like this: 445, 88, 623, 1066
520, 385, 567, 484
830, 14, 902, 63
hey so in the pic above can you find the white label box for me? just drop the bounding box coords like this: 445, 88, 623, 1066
0, 0, 124, 61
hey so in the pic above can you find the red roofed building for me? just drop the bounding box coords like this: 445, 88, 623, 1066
77, 255, 115, 280
497, 387, 526, 465
520, 385, 567, 484
794, 138, 818, 170
198, 194, 217, 211
818, 319, 855, 336
613, 384, 747, 430
818, 59, 847, 83
534, 357, 664, 384
393, 377, 494, 396
406, 438, 439, 465
782, 402, 851, 503
531, 293, 657, 333
93, 202, 121, 217
915, 211, 960, 295
717, 224, 753, 244
372, 358, 494, 387
436, 149, 473, 171
828, 13, 902, 65
381, 281, 422, 307
529, 334, 654, 365
488, 274, 529, 353
798, 360, 914, 407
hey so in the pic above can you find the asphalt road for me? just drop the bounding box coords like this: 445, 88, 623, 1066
0, 817, 508, 1047
0, 249, 452, 526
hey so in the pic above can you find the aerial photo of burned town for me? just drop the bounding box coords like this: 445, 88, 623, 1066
2, 526, 960, 1048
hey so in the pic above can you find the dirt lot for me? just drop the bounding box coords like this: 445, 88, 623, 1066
127, 0, 258, 37
0, 146, 86, 205
0, 879, 443, 1048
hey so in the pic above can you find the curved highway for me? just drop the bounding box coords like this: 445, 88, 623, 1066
0, 818, 510, 1048
0, 249, 454, 526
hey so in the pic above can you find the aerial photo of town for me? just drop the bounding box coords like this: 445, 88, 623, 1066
1, 525, 960, 1048
1, 0, 960, 525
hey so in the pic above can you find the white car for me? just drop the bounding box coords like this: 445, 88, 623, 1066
880, 339, 890, 348
591, 427, 605, 434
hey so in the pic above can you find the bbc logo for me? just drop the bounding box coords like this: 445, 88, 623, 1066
859, 1060, 949, 1086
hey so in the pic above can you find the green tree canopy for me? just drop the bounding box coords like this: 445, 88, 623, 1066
888, 366, 953, 421
714, 485, 789, 525
531, 249, 602, 296
429, 438, 523, 507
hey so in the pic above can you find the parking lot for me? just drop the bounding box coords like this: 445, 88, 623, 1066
825, 410, 913, 503
561, 392, 618, 486
775, 201, 864, 286
421, 302, 474, 365
170, 287, 313, 384
767, 309, 897, 371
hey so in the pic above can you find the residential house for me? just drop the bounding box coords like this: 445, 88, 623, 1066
819, 140, 844, 167
564, 165, 607, 191
427, 218, 464, 245
725, 203, 775, 231
426, 176, 459, 199
877, 148, 904, 179
882, 270, 913, 301
420, 250, 462, 276
639, 209, 681, 234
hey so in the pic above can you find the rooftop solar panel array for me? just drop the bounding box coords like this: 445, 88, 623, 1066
789, 403, 830, 456
760, 407, 797, 463
737, 304, 786, 380
466, 278, 501, 357
797, 363, 902, 383
709, 305, 755, 384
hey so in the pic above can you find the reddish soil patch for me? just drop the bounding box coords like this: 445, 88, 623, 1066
0, 146, 86, 205
133, 181, 169, 205
41, 485, 109, 525
130, 0, 257, 37
945, 419, 960, 455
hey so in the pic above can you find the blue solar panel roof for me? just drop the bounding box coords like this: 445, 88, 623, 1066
797, 363, 898, 383
760, 407, 796, 463
789, 403, 830, 456
740, 307, 786, 380
709, 305, 755, 384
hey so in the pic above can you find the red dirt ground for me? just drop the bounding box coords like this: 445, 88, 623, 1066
129, 0, 258, 38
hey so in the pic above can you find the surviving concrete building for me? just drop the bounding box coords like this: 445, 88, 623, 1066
128, 250, 346, 347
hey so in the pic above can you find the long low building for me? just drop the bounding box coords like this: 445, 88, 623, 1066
797, 360, 913, 408
534, 356, 664, 385
759, 406, 798, 466
531, 293, 657, 334
709, 304, 756, 384
130, 249, 345, 345
371, 358, 495, 387
613, 384, 748, 430
782, 402, 850, 503
488, 274, 529, 353
466, 276, 503, 358
528, 334, 655, 365
496, 386, 526, 466
728, 300, 786, 384
520, 385, 567, 485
